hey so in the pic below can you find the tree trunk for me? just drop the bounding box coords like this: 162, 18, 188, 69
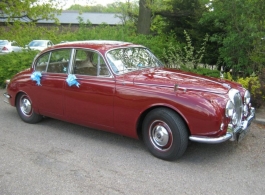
137, 0, 152, 35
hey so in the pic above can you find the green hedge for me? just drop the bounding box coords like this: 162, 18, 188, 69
0, 50, 220, 88
0, 51, 38, 88
225, 71, 265, 108
0, 24, 220, 88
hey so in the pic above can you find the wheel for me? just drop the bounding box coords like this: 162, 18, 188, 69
16, 93, 42, 123
142, 108, 188, 160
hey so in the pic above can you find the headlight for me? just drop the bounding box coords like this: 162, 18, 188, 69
225, 100, 235, 118
244, 90, 251, 104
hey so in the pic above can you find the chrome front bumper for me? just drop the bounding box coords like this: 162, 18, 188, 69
3, 92, 11, 104
189, 107, 255, 144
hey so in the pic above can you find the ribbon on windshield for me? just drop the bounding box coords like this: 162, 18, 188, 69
66, 74, 80, 88
31, 71, 42, 86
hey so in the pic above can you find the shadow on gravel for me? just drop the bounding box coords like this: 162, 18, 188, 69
2, 94, 263, 165
36, 117, 242, 164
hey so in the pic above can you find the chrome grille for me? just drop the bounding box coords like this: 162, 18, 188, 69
233, 92, 243, 126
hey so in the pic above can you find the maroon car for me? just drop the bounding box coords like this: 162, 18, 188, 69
3, 40, 255, 160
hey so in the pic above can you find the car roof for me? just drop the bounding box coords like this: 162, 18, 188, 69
51, 40, 143, 52
31, 40, 51, 42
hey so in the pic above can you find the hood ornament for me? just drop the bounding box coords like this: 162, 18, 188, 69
222, 83, 231, 89
174, 84, 178, 92
174, 84, 187, 93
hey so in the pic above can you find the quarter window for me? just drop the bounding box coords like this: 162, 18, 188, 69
35, 53, 50, 72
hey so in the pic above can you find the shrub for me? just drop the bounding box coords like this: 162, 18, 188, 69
162, 30, 208, 69
258, 68, 265, 97
224, 71, 265, 108
255, 68, 265, 107
0, 51, 38, 88
229, 72, 265, 108
188, 67, 220, 78
223, 72, 233, 81
161, 30, 220, 78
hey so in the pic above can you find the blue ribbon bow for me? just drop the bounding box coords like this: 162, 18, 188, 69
31, 71, 42, 86
66, 74, 80, 88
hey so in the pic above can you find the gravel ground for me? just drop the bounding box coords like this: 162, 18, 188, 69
1, 89, 265, 195
254, 105, 265, 125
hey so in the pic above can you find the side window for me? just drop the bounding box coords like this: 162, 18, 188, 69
11, 42, 18, 46
48, 42, 53, 47
73, 49, 110, 77
98, 54, 110, 76
47, 49, 71, 73
35, 49, 71, 73
35, 52, 50, 72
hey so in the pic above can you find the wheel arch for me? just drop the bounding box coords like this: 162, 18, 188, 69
14, 91, 32, 107
14, 91, 24, 107
14, 91, 39, 114
136, 105, 191, 140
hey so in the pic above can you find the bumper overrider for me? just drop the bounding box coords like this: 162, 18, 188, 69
3, 92, 11, 104
189, 107, 255, 144
3, 80, 11, 104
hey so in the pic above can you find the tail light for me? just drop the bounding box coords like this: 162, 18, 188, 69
2, 46, 9, 51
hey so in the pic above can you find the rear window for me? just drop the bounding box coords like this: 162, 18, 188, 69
0, 40, 8, 45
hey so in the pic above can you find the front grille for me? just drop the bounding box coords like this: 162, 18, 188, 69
233, 92, 243, 126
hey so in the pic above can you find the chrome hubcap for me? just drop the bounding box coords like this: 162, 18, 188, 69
153, 125, 169, 147
149, 120, 172, 151
20, 96, 32, 116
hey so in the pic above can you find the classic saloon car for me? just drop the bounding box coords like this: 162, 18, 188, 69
3, 40, 255, 160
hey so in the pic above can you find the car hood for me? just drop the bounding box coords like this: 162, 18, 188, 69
133, 68, 237, 94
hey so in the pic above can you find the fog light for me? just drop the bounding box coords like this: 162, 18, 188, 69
220, 123, 225, 131
248, 103, 252, 108
243, 104, 249, 117
226, 100, 235, 118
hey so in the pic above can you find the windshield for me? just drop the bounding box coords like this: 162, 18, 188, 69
106, 47, 163, 74
29, 41, 46, 47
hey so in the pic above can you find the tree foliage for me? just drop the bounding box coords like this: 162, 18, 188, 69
0, 0, 65, 22
200, 0, 265, 76
1, 0, 265, 79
